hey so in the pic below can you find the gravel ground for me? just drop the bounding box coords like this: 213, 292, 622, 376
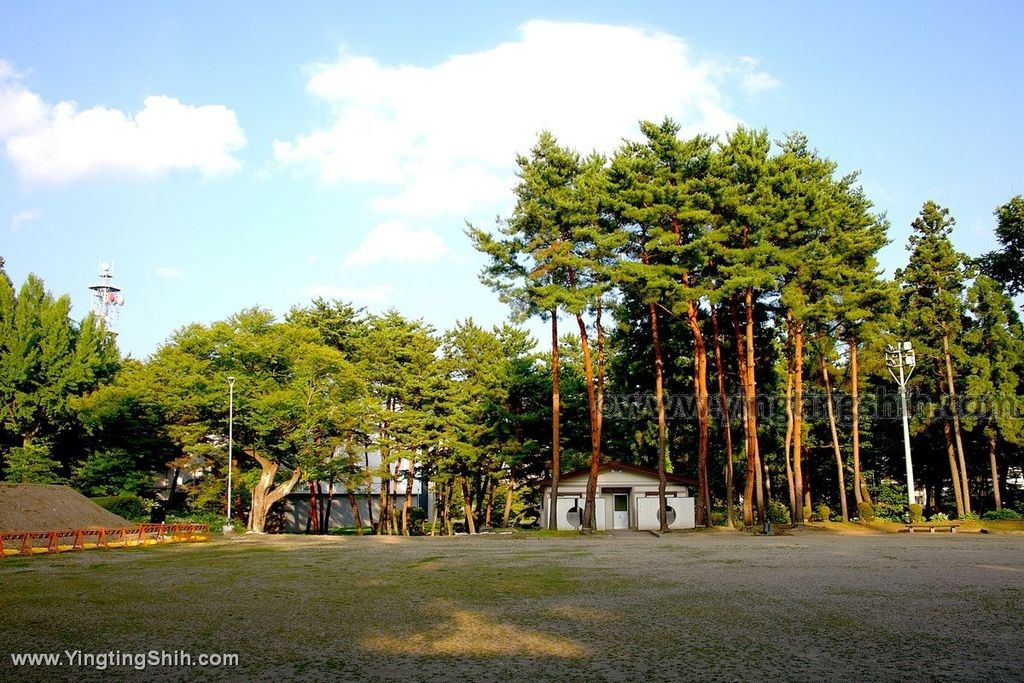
1, 529, 1022, 682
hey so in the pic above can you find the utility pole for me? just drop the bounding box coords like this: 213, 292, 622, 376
886, 342, 916, 507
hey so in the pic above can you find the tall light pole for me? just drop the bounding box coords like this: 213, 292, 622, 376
226, 376, 235, 533
886, 342, 916, 507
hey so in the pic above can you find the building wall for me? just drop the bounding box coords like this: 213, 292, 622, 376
539, 469, 693, 530
635, 496, 696, 530
279, 492, 431, 533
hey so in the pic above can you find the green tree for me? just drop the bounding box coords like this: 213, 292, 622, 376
712, 127, 780, 526
963, 275, 1024, 510
0, 268, 118, 481
896, 201, 972, 516
979, 195, 1024, 295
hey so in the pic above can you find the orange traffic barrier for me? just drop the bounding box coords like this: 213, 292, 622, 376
0, 524, 210, 558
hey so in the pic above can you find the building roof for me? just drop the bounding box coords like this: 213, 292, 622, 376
538, 460, 698, 488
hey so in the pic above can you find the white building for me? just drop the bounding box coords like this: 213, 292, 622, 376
539, 461, 696, 531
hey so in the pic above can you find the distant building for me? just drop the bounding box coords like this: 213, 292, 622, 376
539, 461, 697, 531
278, 451, 432, 532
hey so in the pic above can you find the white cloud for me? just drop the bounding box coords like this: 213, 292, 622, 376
10, 207, 42, 230
155, 266, 184, 280
304, 284, 395, 305
274, 20, 771, 217
737, 56, 781, 95
344, 219, 448, 266
0, 60, 246, 184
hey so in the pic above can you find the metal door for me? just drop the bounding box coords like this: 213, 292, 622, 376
613, 493, 629, 529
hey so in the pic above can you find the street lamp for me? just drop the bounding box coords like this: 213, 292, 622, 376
225, 376, 235, 534
886, 342, 916, 507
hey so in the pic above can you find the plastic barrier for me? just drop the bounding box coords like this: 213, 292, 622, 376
0, 524, 210, 558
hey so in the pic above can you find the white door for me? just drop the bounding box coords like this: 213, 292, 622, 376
613, 494, 629, 529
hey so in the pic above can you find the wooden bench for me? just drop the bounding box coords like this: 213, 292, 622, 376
903, 524, 959, 534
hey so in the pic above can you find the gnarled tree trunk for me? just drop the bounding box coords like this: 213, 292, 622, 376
247, 450, 302, 533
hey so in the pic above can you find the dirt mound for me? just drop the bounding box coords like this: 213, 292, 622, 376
0, 484, 131, 532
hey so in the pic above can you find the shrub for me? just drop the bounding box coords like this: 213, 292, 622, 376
93, 494, 152, 521
871, 480, 910, 521
3, 443, 62, 484
766, 500, 791, 525
908, 503, 924, 523
816, 504, 831, 523
958, 511, 980, 521
929, 511, 950, 523
982, 508, 1022, 521
166, 510, 240, 531
857, 501, 875, 521
802, 505, 812, 523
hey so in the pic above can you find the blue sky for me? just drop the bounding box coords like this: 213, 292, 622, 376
2, 2, 1022, 358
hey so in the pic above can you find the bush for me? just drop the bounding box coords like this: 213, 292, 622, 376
93, 494, 152, 521
3, 443, 62, 484
407, 506, 428, 535
815, 504, 830, 523
766, 500, 791, 525
929, 511, 950, 523
802, 505, 812, 523
982, 508, 1022, 521
871, 480, 910, 521
958, 511, 980, 521
166, 510, 240, 532
908, 503, 924, 523
857, 501, 875, 521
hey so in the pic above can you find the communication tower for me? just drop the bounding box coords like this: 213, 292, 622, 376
89, 262, 125, 331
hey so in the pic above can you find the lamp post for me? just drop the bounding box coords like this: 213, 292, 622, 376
225, 376, 235, 534
886, 342, 916, 507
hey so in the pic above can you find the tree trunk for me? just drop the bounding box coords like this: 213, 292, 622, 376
443, 480, 454, 536
548, 312, 561, 530
247, 451, 302, 533
753, 441, 765, 525
347, 491, 363, 535
596, 298, 606, 441
502, 476, 515, 528
820, 353, 849, 522
650, 303, 670, 533
942, 334, 971, 514
744, 287, 761, 522
402, 459, 415, 536
989, 432, 1002, 510
849, 338, 866, 505
710, 305, 735, 528
461, 476, 477, 534
167, 467, 180, 507
682, 287, 712, 529
484, 476, 495, 528
731, 299, 755, 527
321, 479, 334, 534
377, 457, 389, 535
943, 420, 965, 517
786, 362, 794, 518
576, 312, 602, 533
791, 318, 805, 525
390, 460, 402, 534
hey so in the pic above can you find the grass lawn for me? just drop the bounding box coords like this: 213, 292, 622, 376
1, 530, 1022, 681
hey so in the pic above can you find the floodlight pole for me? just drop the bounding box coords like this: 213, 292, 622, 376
887, 343, 916, 507
227, 376, 235, 528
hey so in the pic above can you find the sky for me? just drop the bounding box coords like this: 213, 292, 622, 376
2, 2, 1022, 358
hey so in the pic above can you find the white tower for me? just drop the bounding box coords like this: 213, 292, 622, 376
89, 262, 125, 331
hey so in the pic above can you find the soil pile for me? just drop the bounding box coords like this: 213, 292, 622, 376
0, 484, 131, 531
